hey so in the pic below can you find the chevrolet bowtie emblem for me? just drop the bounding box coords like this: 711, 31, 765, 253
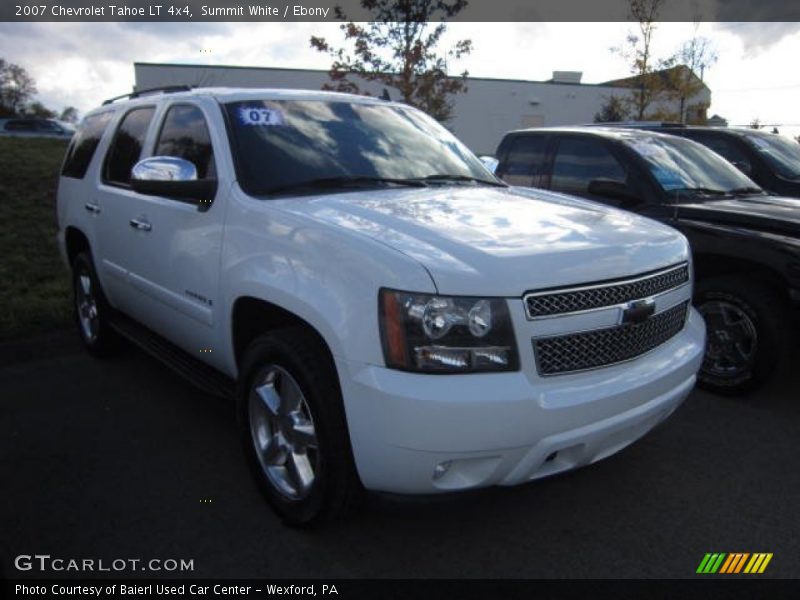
622, 298, 656, 324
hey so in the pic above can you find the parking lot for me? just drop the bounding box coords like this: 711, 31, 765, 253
1, 331, 798, 579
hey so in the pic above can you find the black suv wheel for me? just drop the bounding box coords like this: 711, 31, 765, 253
695, 275, 789, 395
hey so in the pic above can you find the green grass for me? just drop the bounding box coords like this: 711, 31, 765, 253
0, 137, 72, 340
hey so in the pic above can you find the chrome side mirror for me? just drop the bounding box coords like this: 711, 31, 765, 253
130, 156, 216, 211
131, 156, 198, 182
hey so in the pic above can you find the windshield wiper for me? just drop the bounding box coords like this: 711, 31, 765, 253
727, 186, 767, 196
668, 187, 731, 198
265, 175, 429, 195
415, 174, 507, 187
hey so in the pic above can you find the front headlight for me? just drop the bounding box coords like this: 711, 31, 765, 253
379, 289, 519, 373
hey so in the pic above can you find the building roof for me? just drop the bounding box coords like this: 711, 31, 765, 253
133, 62, 634, 89
601, 65, 709, 93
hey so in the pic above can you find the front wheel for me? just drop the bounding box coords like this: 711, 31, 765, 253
694, 275, 789, 395
237, 328, 362, 526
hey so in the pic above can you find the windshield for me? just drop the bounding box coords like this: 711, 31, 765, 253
624, 135, 761, 199
742, 132, 800, 179
224, 99, 496, 196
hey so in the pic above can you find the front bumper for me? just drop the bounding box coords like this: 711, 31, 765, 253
338, 307, 705, 494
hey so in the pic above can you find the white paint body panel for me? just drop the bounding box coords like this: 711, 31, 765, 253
56, 88, 705, 495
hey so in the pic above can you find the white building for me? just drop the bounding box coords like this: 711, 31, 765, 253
134, 62, 710, 155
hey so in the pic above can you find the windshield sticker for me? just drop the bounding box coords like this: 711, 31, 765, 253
650, 166, 685, 190
238, 106, 286, 127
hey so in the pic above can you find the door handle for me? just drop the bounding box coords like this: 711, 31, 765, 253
129, 218, 152, 232
84, 202, 101, 214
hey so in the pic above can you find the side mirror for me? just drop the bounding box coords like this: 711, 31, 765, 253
479, 155, 499, 174
130, 156, 217, 210
731, 160, 752, 176
587, 179, 639, 204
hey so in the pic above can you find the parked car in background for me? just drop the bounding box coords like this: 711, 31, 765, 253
0, 118, 75, 139
495, 127, 800, 395
57, 88, 705, 525
602, 123, 800, 198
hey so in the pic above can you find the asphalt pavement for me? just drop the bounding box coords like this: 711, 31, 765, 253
1, 331, 798, 579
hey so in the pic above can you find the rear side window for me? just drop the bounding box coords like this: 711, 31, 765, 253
61, 112, 113, 179
103, 107, 156, 186
154, 104, 215, 178
551, 137, 627, 195
499, 135, 549, 186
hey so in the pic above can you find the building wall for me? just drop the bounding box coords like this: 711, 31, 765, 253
134, 63, 707, 155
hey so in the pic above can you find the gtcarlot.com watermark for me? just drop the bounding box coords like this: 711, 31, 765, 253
14, 554, 194, 573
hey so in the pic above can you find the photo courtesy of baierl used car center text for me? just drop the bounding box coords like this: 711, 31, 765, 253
1, 0, 799, 597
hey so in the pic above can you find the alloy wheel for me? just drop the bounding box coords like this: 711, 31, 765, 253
76, 269, 100, 343
698, 300, 758, 378
248, 365, 319, 500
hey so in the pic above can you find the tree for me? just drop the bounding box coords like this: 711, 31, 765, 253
0, 58, 37, 116
749, 118, 762, 130
24, 101, 56, 118
611, 0, 671, 120
310, 0, 472, 123
60, 106, 79, 123
594, 95, 630, 123
665, 26, 717, 123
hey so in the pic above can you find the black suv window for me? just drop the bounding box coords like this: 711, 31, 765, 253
154, 104, 215, 178
499, 135, 548, 186
103, 107, 156, 186
551, 137, 627, 195
4, 119, 35, 131
35, 120, 62, 132
62, 111, 113, 179
683, 132, 752, 173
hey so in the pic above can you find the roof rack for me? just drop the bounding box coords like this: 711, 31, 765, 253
102, 85, 194, 105
585, 121, 687, 129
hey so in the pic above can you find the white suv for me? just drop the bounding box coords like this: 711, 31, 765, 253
56, 87, 705, 525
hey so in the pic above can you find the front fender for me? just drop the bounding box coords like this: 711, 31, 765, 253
219, 188, 436, 377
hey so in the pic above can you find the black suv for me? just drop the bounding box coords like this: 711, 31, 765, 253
495, 127, 800, 394
610, 124, 800, 197
0, 118, 74, 138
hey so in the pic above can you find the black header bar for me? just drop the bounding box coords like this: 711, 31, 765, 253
2, 0, 800, 22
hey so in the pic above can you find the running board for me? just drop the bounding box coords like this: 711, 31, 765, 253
109, 312, 235, 400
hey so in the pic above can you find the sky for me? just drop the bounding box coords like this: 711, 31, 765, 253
1, 20, 799, 137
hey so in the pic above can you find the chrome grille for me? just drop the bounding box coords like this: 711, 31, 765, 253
524, 263, 689, 319
533, 301, 689, 376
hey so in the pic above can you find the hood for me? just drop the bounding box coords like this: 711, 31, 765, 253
677, 196, 800, 237
272, 185, 689, 296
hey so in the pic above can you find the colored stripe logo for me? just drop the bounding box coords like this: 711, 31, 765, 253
697, 553, 773, 574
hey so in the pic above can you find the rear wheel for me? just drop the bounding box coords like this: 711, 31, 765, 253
237, 328, 362, 526
71, 252, 121, 357
695, 275, 788, 395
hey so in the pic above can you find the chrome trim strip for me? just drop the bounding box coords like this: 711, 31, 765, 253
523, 262, 689, 321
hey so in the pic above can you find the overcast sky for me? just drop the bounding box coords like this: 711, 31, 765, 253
1, 21, 799, 136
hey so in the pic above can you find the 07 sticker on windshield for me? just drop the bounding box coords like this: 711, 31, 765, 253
238, 106, 286, 126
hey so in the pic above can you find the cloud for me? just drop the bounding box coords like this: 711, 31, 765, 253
714, 22, 800, 56
0, 22, 339, 114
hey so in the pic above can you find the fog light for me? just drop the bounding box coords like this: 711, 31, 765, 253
433, 460, 452, 480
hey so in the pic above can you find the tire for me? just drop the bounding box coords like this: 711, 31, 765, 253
694, 275, 789, 395
237, 327, 362, 526
71, 252, 121, 357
